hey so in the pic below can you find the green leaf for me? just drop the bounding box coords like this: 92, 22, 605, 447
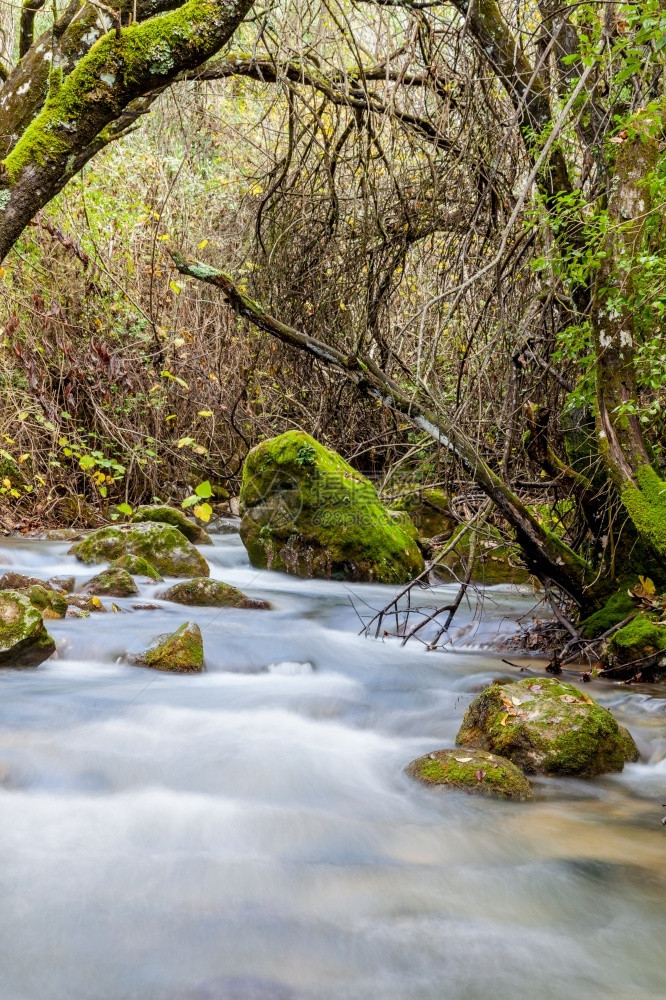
79, 455, 96, 470
195, 480, 213, 498
181, 494, 199, 508
115, 503, 133, 517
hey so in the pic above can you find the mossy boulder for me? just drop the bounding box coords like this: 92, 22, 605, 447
69, 522, 210, 578
0, 590, 56, 668
239, 431, 425, 583
83, 567, 139, 598
131, 505, 213, 545
0, 574, 67, 619
579, 587, 636, 639
406, 747, 532, 800
392, 486, 455, 540
604, 614, 666, 679
24, 584, 68, 619
456, 677, 638, 777
159, 578, 270, 609
111, 554, 162, 581
133, 622, 204, 673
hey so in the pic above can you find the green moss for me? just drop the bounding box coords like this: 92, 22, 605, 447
159, 578, 269, 609
131, 504, 212, 545
456, 677, 637, 777
112, 554, 162, 581
24, 584, 68, 619
0, 590, 56, 668
608, 613, 666, 662
83, 567, 139, 598
406, 748, 532, 800
621, 465, 666, 557
138, 621, 204, 673
579, 587, 636, 639
70, 521, 210, 578
239, 431, 424, 584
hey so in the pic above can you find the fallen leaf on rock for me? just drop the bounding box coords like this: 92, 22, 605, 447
475, 770, 486, 781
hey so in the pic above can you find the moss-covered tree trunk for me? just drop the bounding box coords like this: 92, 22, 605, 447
0, 0, 254, 261
593, 103, 666, 562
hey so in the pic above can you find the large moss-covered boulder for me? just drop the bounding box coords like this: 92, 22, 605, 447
131, 505, 212, 545
456, 678, 638, 777
83, 567, 139, 598
0, 590, 56, 668
159, 578, 270, 609
133, 622, 204, 673
406, 747, 532, 800
239, 431, 424, 583
69, 522, 209, 578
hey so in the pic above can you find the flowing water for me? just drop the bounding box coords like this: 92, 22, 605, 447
1, 530, 665, 1000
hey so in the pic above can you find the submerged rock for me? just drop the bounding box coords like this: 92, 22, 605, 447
159, 578, 269, 609
112, 554, 162, 581
239, 430, 424, 583
66, 594, 107, 613
456, 677, 639, 777
133, 622, 204, 673
69, 521, 209, 578
406, 747, 532, 800
42, 528, 86, 542
83, 567, 138, 598
131, 504, 213, 545
0, 590, 56, 668
178, 976, 300, 1000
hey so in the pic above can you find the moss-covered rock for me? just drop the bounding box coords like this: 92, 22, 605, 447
66, 594, 107, 613
69, 521, 210, 578
131, 505, 213, 545
579, 587, 636, 639
456, 677, 638, 777
0, 572, 52, 591
0, 590, 56, 668
111, 554, 162, 580
606, 614, 666, 668
239, 431, 425, 583
0, 574, 67, 618
406, 747, 532, 800
392, 486, 455, 539
83, 567, 139, 598
133, 622, 204, 673
159, 578, 269, 609
24, 584, 68, 619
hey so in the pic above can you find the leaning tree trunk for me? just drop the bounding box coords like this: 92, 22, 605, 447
593, 102, 666, 560
0, 0, 254, 261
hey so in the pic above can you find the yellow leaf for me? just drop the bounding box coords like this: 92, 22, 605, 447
91, 597, 102, 608
197, 239, 209, 250
2, 478, 10, 488
169, 281, 181, 296
198, 410, 213, 417
192, 502, 212, 523
500, 713, 509, 727
18, 453, 30, 463
639, 575, 655, 595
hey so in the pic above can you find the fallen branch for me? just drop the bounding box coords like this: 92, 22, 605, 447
171, 251, 589, 602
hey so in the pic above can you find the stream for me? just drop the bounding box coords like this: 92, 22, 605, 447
1, 530, 665, 1000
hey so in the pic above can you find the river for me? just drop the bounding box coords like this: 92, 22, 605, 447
1, 530, 665, 1000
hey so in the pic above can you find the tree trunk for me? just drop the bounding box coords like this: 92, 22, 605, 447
0, 0, 254, 261
593, 102, 666, 559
